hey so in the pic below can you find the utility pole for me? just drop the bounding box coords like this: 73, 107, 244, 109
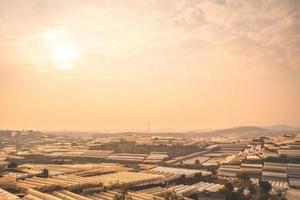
147, 121, 150, 137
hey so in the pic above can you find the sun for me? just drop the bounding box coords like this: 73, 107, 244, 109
44, 29, 80, 70
52, 43, 79, 70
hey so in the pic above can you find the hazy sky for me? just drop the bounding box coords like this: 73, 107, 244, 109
1, 0, 299, 131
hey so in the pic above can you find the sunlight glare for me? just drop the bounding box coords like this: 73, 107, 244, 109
43, 28, 80, 70
53, 44, 79, 62
52, 44, 79, 69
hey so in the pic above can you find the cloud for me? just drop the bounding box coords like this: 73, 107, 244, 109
163, 0, 300, 70
0, 0, 299, 72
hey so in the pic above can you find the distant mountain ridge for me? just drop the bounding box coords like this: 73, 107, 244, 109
1, 125, 299, 138
266, 124, 300, 132
208, 126, 268, 134
197, 125, 300, 137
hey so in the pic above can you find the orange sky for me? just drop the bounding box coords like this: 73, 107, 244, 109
1, 0, 300, 131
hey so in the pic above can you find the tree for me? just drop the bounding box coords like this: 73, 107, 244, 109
224, 182, 234, 193
195, 172, 202, 179
210, 168, 217, 174
113, 191, 132, 200
259, 180, 272, 194
220, 182, 233, 198
220, 183, 244, 200
271, 191, 287, 200
113, 184, 132, 200
132, 164, 140, 172
248, 184, 257, 195
41, 168, 49, 178
230, 192, 244, 200
36, 168, 49, 178
238, 173, 250, 182
7, 162, 18, 169
259, 180, 272, 200
163, 190, 184, 200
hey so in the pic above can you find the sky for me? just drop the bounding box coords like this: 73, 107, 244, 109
0, 0, 300, 131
